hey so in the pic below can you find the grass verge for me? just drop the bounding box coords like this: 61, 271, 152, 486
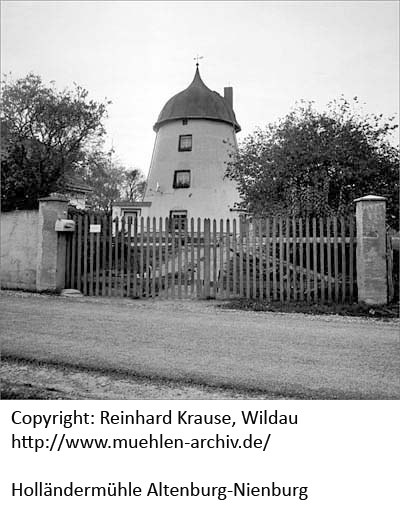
219, 299, 399, 319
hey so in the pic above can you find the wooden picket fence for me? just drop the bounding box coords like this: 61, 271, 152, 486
65, 214, 357, 304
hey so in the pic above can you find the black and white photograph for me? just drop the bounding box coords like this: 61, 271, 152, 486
1, 1, 399, 529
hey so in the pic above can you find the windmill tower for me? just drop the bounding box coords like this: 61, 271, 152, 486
142, 62, 242, 224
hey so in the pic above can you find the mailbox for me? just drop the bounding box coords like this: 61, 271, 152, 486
55, 219, 75, 232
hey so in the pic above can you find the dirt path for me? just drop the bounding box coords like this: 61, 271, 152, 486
1, 291, 399, 399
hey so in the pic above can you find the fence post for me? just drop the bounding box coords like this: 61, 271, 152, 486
36, 194, 70, 292
354, 195, 387, 305
203, 218, 211, 298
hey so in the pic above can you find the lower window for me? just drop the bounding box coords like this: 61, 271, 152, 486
170, 210, 188, 231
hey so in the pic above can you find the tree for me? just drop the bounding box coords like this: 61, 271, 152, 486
75, 147, 122, 213
1, 73, 110, 210
74, 145, 146, 213
225, 97, 399, 228
119, 168, 146, 202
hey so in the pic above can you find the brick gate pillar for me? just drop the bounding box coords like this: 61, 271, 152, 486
36, 194, 70, 292
354, 195, 387, 305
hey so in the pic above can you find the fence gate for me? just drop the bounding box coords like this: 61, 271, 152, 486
65, 213, 357, 304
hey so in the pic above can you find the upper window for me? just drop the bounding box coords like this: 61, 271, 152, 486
182, 119, 188, 125
173, 170, 191, 189
178, 134, 192, 151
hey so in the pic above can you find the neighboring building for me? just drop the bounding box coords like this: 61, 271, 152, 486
65, 175, 92, 210
113, 65, 242, 225
111, 201, 152, 224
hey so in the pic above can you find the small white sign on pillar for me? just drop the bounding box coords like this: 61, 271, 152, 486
89, 224, 101, 233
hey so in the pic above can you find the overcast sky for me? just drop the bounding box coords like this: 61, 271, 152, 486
2, 1, 399, 174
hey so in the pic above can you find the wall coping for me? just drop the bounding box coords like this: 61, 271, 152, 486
39, 194, 69, 203
353, 195, 387, 203
113, 201, 152, 207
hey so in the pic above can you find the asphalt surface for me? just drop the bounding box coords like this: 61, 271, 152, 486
1, 292, 399, 399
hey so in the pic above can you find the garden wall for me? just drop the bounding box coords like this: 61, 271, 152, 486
1, 210, 39, 290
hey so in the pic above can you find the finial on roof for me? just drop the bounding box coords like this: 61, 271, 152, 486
194, 54, 204, 67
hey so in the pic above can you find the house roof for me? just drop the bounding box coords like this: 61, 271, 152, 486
65, 175, 93, 193
153, 66, 241, 132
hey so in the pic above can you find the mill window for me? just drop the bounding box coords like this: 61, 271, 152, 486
173, 170, 191, 189
182, 119, 188, 125
179, 134, 192, 151
170, 210, 188, 231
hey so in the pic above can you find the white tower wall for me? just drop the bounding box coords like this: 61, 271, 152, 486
144, 119, 240, 220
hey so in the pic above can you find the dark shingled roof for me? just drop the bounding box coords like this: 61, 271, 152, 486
65, 175, 92, 193
153, 67, 241, 132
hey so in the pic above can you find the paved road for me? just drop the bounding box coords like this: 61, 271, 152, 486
1, 293, 399, 399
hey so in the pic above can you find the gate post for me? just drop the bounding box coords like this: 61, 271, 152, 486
36, 194, 70, 292
354, 195, 387, 305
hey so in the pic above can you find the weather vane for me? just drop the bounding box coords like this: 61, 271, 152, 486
194, 54, 204, 67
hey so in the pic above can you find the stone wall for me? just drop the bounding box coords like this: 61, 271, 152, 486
1, 210, 39, 290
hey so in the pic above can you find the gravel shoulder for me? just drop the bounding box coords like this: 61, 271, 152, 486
0, 358, 279, 400
1, 291, 399, 400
